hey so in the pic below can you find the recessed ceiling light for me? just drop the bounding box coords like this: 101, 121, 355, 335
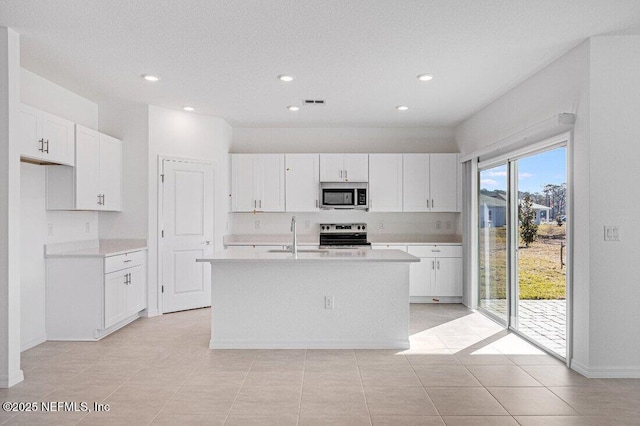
278, 74, 295, 82
287, 105, 300, 111
183, 106, 195, 112
396, 105, 409, 111
416, 74, 433, 81
141, 74, 160, 82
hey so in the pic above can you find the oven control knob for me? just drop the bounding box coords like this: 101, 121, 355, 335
357, 226, 361, 230
362, 225, 366, 230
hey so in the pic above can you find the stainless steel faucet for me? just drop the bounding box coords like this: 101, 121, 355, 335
290, 216, 298, 255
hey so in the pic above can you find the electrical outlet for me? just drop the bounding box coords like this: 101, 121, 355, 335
436, 221, 442, 230
254, 220, 260, 230
378, 222, 384, 230
47, 223, 54, 236
604, 225, 620, 241
446, 221, 452, 230
305, 221, 311, 229
324, 296, 334, 310
85, 222, 91, 233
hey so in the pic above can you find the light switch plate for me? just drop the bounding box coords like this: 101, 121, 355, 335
604, 225, 620, 241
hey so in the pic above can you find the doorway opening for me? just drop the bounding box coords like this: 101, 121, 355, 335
478, 143, 568, 360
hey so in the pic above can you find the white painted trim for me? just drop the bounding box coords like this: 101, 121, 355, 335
0, 370, 24, 388
143, 309, 160, 318
20, 335, 46, 352
571, 360, 640, 378
460, 113, 575, 162
209, 339, 410, 350
410, 297, 462, 304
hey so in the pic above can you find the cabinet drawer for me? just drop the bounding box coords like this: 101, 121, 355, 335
105, 251, 144, 273
408, 245, 462, 258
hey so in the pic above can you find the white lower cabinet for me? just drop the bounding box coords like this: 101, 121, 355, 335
407, 245, 462, 301
373, 244, 462, 302
46, 250, 147, 340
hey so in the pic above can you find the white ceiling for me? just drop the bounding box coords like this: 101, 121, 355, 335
2, 0, 640, 128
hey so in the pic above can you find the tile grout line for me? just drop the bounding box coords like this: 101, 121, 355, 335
147, 364, 198, 425
356, 350, 373, 426
405, 353, 445, 422
296, 349, 307, 426
222, 351, 257, 425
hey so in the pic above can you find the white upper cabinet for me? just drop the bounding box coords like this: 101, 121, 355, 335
403, 153, 459, 212
98, 133, 123, 211
47, 124, 122, 211
403, 154, 430, 212
19, 103, 75, 166
429, 154, 458, 212
320, 154, 368, 182
369, 154, 403, 212
285, 154, 320, 212
231, 154, 285, 212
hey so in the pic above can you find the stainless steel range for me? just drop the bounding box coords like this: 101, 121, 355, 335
319, 223, 371, 248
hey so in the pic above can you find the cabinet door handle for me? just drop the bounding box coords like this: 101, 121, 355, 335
38, 138, 44, 152
124, 259, 132, 263
44, 139, 49, 154
259, 199, 262, 208
345, 170, 348, 180
431, 260, 435, 270
432, 199, 434, 208
339, 169, 343, 179
315, 199, 318, 208
102, 194, 105, 206
97, 194, 102, 205
254, 200, 256, 209
426, 199, 429, 208
437, 261, 440, 270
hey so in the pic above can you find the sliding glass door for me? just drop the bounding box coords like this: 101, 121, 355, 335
478, 164, 509, 324
478, 143, 568, 359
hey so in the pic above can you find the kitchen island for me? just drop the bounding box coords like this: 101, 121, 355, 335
197, 249, 419, 349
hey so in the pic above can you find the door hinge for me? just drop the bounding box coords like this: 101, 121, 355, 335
161, 174, 164, 183
161, 230, 164, 238
161, 285, 164, 293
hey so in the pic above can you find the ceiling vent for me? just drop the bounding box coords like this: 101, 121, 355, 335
303, 99, 326, 106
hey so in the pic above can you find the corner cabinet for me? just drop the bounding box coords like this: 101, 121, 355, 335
231, 154, 285, 212
285, 154, 320, 212
319, 154, 368, 182
46, 250, 147, 341
19, 103, 75, 166
403, 153, 459, 212
46, 125, 122, 211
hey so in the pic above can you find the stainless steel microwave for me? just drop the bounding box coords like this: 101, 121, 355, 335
320, 183, 368, 210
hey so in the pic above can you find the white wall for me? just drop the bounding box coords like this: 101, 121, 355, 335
19, 69, 99, 350
97, 100, 149, 240
148, 106, 232, 316
232, 127, 456, 153
456, 37, 640, 376
230, 212, 460, 238
587, 36, 640, 373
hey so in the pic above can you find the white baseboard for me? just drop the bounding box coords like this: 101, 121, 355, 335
410, 296, 463, 304
142, 309, 159, 318
571, 359, 640, 378
21, 335, 47, 352
0, 370, 24, 388
209, 339, 410, 350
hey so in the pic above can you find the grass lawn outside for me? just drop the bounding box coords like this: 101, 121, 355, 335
479, 224, 566, 301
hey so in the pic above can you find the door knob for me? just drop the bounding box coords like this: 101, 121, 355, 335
204, 241, 211, 245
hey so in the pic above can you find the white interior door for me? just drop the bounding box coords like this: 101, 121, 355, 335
161, 159, 214, 313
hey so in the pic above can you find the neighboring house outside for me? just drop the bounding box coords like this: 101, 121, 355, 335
480, 194, 552, 227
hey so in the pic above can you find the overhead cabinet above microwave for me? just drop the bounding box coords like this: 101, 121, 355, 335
319, 154, 368, 182
231, 154, 285, 212
46, 125, 122, 211
19, 103, 75, 166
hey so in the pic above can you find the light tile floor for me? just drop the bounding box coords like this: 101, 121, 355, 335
481, 299, 567, 358
2, 304, 639, 425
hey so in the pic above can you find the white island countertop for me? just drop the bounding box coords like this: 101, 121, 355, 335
197, 248, 419, 263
